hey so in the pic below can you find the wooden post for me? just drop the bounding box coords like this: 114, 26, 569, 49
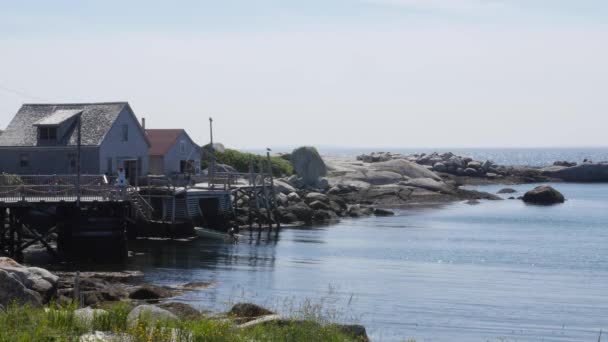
76, 114, 82, 207
258, 157, 273, 231
266, 149, 281, 229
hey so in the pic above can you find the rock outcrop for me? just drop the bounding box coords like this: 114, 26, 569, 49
543, 163, 608, 182
0, 257, 58, 306
291, 146, 327, 186
522, 185, 565, 205
127, 305, 178, 328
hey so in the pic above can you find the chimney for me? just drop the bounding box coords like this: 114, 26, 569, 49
141, 117, 146, 130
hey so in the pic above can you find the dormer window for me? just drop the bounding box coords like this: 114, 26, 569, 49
39, 126, 57, 140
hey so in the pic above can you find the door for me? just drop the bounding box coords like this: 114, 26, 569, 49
123, 160, 138, 186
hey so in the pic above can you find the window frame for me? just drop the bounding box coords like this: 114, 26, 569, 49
121, 124, 129, 142
39, 126, 58, 141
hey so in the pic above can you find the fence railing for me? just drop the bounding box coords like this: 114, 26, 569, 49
192, 172, 272, 190
0, 174, 128, 203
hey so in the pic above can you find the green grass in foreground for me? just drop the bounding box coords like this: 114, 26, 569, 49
0, 302, 361, 342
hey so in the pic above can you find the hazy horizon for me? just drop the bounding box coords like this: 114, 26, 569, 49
1, 1, 607, 149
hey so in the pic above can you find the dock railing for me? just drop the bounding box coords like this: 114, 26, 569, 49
192, 171, 271, 191
0, 174, 126, 203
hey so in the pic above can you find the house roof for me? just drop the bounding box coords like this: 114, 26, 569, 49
0, 102, 147, 147
146, 129, 186, 156
34, 109, 82, 126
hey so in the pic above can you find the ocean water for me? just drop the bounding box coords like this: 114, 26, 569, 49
125, 182, 608, 341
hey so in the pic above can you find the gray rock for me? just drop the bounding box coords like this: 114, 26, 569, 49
291, 146, 328, 186
127, 305, 178, 328
286, 175, 305, 189
229, 303, 274, 323
316, 178, 330, 191
467, 161, 482, 169
523, 185, 565, 205
371, 159, 441, 181
0, 257, 57, 303
0, 269, 42, 307
464, 168, 478, 176
401, 178, 456, 194
276, 193, 289, 206
497, 188, 517, 194
433, 162, 447, 173
305, 192, 329, 203
309, 200, 331, 211
74, 307, 109, 327
543, 163, 608, 182
128, 285, 173, 300
284, 203, 314, 223
350, 170, 404, 185
312, 210, 339, 223
158, 302, 202, 320
274, 179, 296, 194
373, 208, 395, 216
287, 192, 301, 202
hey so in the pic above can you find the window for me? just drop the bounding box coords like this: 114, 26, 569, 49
106, 157, 112, 174
19, 154, 29, 168
180, 141, 186, 154
39, 126, 57, 140
121, 124, 128, 142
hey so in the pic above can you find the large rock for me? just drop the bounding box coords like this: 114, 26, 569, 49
0, 257, 58, 303
274, 179, 297, 195
127, 305, 178, 328
401, 178, 456, 194
543, 163, 608, 182
284, 203, 314, 223
522, 185, 565, 205
0, 269, 42, 307
74, 307, 109, 327
305, 192, 329, 203
158, 302, 202, 320
291, 146, 327, 186
370, 159, 441, 181
128, 285, 173, 300
350, 170, 404, 185
229, 303, 274, 323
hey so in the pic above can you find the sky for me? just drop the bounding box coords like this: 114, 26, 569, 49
0, 0, 607, 149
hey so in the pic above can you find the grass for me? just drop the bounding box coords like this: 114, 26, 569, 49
0, 301, 362, 342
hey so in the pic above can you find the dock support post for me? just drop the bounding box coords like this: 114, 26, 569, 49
266, 149, 281, 230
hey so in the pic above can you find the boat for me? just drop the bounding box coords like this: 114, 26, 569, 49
194, 227, 241, 240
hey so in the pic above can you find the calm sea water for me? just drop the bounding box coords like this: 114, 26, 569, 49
125, 182, 608, 341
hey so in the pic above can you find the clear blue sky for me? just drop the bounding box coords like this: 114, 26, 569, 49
1, 1, 607, 148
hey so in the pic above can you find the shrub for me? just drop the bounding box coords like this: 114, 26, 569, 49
202, 147, 294, 177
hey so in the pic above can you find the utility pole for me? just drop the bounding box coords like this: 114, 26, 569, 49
209, 117, 215, 188
76, 114, 82, 207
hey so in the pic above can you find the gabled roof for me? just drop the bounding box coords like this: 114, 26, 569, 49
146, 129, 187, 156
0, 102, 134, 147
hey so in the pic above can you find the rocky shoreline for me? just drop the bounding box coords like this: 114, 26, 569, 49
0, 256, 369, 341
234, 148, 606, 227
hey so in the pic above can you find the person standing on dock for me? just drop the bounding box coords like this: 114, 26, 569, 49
116, 167, 128, 198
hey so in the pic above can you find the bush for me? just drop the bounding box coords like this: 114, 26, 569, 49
202, 147, 294, 177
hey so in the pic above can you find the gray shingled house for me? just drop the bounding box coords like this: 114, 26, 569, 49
0, 102, 150, 181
